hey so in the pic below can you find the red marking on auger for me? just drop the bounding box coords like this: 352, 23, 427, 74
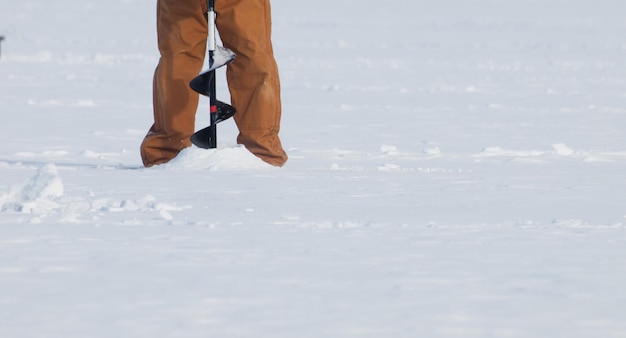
210, 105, 217, 113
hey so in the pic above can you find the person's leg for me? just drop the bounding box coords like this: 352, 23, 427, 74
215, 0, 288, 167
140, 0, 208, 167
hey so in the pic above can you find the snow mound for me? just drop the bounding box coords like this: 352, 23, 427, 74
552, 143, 575, 156
159, 145, 273, 171
0, 163, 64, 213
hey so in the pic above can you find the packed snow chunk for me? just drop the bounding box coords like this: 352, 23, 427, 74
209, 45, 236, 70
22, 164, 64, 200
160, 145, 274, 171
423, 146, 441, 155
552, 143, 575, 156
380, 145, 399, 156
159, 209, 174, 221
478, 147, 545, 158
377, 163, 402, 172
0, 163, 64, 213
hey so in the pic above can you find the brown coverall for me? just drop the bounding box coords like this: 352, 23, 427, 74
140, 0, 288, 167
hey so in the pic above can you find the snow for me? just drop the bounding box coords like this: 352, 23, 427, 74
1, 0, 626, 337
161, 145, 275, 171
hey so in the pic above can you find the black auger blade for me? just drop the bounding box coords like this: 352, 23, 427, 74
190, 101, 237, 149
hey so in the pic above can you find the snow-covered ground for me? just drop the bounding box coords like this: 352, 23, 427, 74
1, 0, 626, 336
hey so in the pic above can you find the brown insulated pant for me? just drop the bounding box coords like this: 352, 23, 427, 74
140, 0, 288, 167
